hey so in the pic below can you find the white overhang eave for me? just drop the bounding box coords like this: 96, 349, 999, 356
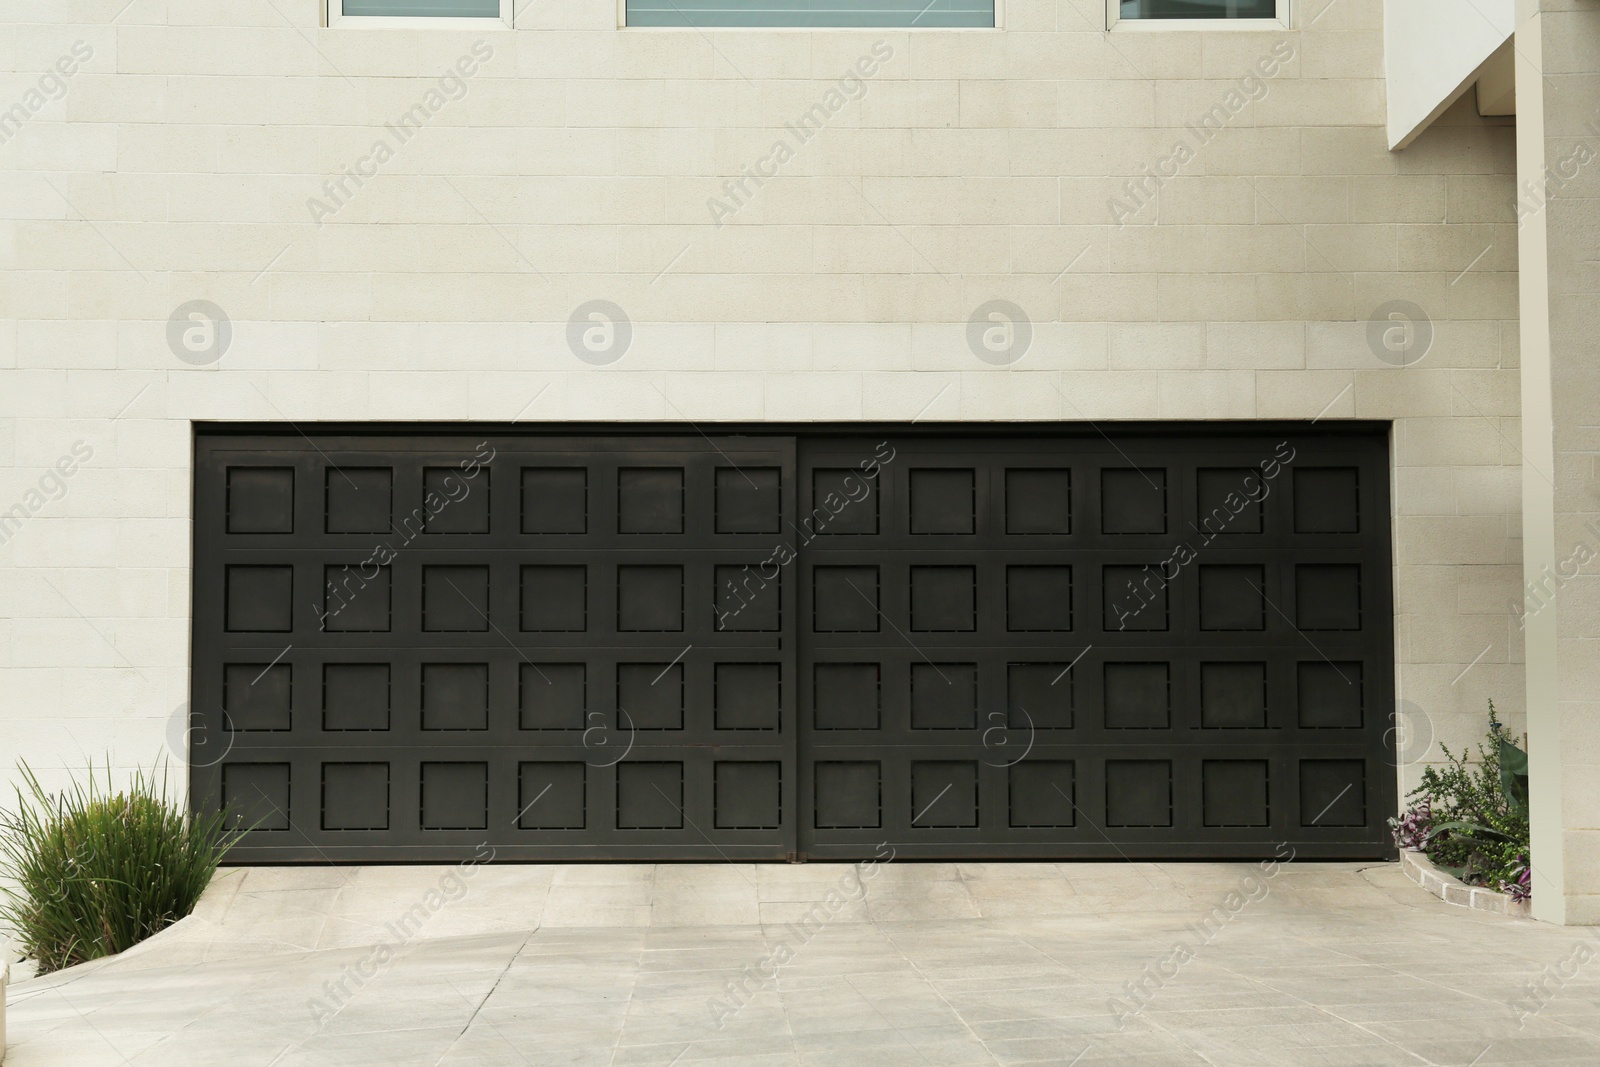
1385, 0, 1516, 150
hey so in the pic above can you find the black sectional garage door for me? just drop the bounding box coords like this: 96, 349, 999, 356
192, 426, 1395, 862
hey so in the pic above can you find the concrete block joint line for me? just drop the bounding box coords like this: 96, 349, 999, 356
167, 301, 232, 366
306, 41, 497, 227
1108, 38, 1298, 226
706, 41, 896, 227
0, 441, 94, 548
0, 40, 93, 147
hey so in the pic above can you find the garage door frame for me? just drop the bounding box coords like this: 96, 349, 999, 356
191, 422, 1397, 864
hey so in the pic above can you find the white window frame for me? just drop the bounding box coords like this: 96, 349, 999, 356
1107, 0, 1289, 30
618, 0, 1003, 30
325, 0, 514, 29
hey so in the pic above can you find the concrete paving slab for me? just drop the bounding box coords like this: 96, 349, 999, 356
5, 861, 1600, 1065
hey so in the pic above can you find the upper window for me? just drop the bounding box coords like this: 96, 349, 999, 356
1111, 0, 1288, 27
626, 0, 993, 28
329, 0, 512, 25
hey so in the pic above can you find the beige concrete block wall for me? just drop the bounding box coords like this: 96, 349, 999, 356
0, 0, 1521, 822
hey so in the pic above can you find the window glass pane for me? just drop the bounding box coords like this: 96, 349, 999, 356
343, 0, 499, 15
1119, 0, 1276, 17
628, 0, 993, 27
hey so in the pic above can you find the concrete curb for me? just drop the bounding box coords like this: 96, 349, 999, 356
1400, 848, 1531, 917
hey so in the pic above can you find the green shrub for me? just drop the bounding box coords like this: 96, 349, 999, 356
0, 760, 237, 974
1391, 700, 1531, 900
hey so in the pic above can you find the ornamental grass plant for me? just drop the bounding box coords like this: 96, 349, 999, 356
0, 760, 235, 974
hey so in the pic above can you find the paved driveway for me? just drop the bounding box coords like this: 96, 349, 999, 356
6, 861, 1599, 1065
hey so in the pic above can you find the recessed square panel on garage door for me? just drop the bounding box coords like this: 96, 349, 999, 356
322, 763, 389, 831
715, 564, 781, 632
617, 762, 684, 829
1008, 662, 1073, 729
619, 468, 684, 534
324, 663, 390, 731
1200, 662, 1267, 729
521, 565, 587, 632
1005, 468, 1071, 534
1196, 468, 1264, 535
422, 663, 488, 731
423, 566, 490, 632
909, 469, 975, 534
224, 662, 291, 731
910, 663, 977, 729
1102, 565, 1167, 632
1300, 759, 1366, 826
323, 565, 390, 633
1104, 662, 1169, 729
326, 467, 392, 535
1203, 760, 1270, 827
1101, 468, 1166, 534
715, 762, 781, 829
421, 762, 488, 830
1294, 468, 1360, 533
222, 763, 290, 831
812, 469, 877, 534
518, 762, 586, 829
423, 467, 490, 534
814, 762, 880, 829
522, 467, 586, 534
1008, 761, 1075, 828
618, 662, 683, 730
229, 565, 294, 632
227, 468, 294, 534
1198, 565, 1265, 631
716, 467, 781, 534
1105, 760, 1172, 828
715, 663, 781, 731
813, 663, 880, 730
813, 566, 879, 632
912, 761, 978, 828
1007, 565, 1072, 632
1297, 662, 1364, 728
617, 565, 684, 632
1296, 565, 1362, 631
910, 566, 975, 632
520, 663, 586, 730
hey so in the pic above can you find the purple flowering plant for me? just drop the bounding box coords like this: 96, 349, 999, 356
1387, 701, 1531, 900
